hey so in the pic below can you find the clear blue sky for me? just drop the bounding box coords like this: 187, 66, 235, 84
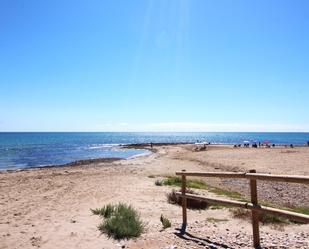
1, 0, 309, 132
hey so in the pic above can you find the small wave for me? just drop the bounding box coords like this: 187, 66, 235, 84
88, 144, 119, 149
127, 150, 152, 159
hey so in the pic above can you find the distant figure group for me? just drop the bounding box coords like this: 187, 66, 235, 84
284, 144, 294, 148
233, 144, 241, 148
232, 141, 309, 148
233, 141, 279, 149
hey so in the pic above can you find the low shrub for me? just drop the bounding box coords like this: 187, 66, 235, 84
155, 179, 163, 186
231, 208, 288, 224
167, 189, 208, 210
231, 207, 250, 219
91, 204, 115, 218
162, 176, 207, 189
92, 203, 144, 240
160, 214, 171, 229
286, 206, 309, 216
209, 187, 246, 201
259, 213, 288, 224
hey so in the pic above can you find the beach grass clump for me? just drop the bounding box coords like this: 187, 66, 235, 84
160, 214, 171, 229
289, 206, 309, 216
167, 189, 208, 209
208, 186, 247, 201
92, 203, 144, 240
231, 207, 250, 219
91, 204, 115, 218
162, 176, 247, 202
209, 204, 226, 210
259, 213, 288, 224
162, 176, 182, 186
231, 208, 289, 224
162, 176, 208, 189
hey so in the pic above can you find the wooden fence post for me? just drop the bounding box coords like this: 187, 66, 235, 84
181, 169, 187, 233
249, 169, 261, 248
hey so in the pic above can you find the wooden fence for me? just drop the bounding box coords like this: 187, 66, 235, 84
175, 170, 309, 249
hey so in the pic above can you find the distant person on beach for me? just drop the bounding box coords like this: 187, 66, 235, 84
290, 144, 294, 148
150, 142, 153, 149
307, 141, 309, 147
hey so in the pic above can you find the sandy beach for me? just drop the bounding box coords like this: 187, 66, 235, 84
1, 144, 309, 249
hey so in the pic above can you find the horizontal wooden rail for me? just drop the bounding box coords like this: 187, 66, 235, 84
175, 171, 309, 184
176, 169, 309, 248
175, 192, 309, 223
176, 171, 245, 178
245, 173, 309, 184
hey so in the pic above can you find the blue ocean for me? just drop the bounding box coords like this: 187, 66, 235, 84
0, 132, 308, 170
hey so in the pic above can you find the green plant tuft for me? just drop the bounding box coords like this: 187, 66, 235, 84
162, 176, 207, 189
91, 204, 115, 218
167, 189, 208, 209
155, 179, 163, 186
160, 214, 171, 229
290, 206, 309, 216
93, 203, 144, 240
208, 187, 246, 201
231, 208, 289, 224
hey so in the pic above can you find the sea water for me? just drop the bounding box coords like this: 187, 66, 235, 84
0, 132, 308, 170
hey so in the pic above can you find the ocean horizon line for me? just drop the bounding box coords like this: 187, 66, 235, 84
1, 131, 309, 133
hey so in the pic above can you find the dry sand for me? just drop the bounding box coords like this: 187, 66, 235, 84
0, 144, 308, 249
